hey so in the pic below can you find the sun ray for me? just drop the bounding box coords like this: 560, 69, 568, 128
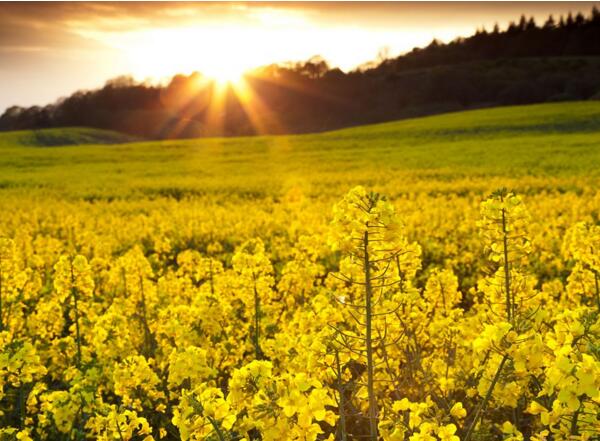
156, 74, 211, 139
229, 75, 286, 135
201, 81, 229, 137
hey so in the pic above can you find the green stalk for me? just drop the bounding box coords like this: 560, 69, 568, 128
253, 274, 262, 360
115, 416, 125, 441
138, 275, 155, 358
335, 349, 347, 441
70, 261, 82, 368
207, 415, 227, 441
363, 230, 377, 441
594, 270, 599, 311
464, 354, 508, 441
209, 259, 215, 296
570, 404, 581, 436
18, 385, 24, 428
500, 205, 513, 324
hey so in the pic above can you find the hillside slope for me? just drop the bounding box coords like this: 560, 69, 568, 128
327, 100, 600, 138
0, 127, 137, 148
0, 101, 599, 198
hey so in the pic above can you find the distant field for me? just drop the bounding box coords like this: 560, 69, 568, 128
0, 101, 599, 199
0, 127, 136, 148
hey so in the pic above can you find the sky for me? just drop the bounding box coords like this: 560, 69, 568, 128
0, 1, 598, 112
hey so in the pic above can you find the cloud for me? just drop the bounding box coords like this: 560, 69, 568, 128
2, 2, 597, 52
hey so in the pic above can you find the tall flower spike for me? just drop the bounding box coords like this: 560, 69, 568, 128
0, 238, 17, 332
477, 188, 532, 324
232, 238, 274, 360
329, 186, 421, 441
563, 222, 600, 308
53, 255, 94, 367
466, 189, 534, 441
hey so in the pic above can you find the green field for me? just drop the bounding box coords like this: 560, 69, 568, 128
1, 101, 599, 199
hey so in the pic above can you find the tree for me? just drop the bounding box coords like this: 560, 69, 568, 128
518, 14, 528, 31
507, 21, 518, 33
592, 5, 600, 23
559, 15, 566, 28
544, 15, 556, 29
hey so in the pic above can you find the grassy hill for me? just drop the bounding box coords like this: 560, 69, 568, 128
0, 101, 599, 199
0, 127, 136, 148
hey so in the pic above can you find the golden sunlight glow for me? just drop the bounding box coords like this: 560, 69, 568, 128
10, 2, 557, 111
72, 7, 473, 85
201, 61, 247, 85
60, 6, 479, 139
111, 27, 262, 82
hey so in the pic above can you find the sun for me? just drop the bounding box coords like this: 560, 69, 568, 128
116, 27, 256, 85
202, 62, 247, 85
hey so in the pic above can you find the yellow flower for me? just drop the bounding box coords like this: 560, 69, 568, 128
437, 424, 459, 441
450, 402, 466, 419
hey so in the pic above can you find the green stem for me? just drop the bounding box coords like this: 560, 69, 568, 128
464, 354, 508, 441
18, 385, 24, 428
594, 270, 599, 311
363, 230, 378, 441
115, 414, 125, 441
209, 259, 215, 296
335, 349, 347, 441
138, 275, 155, 358
207, 415, 227, 441
253, 275, 262, 360
500, 206, 513, 324
570, 404, 581, 436
70, 261, 82, 368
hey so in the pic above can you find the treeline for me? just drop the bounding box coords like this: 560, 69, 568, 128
2, 7, 600, 139
371, 8, 600, 73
